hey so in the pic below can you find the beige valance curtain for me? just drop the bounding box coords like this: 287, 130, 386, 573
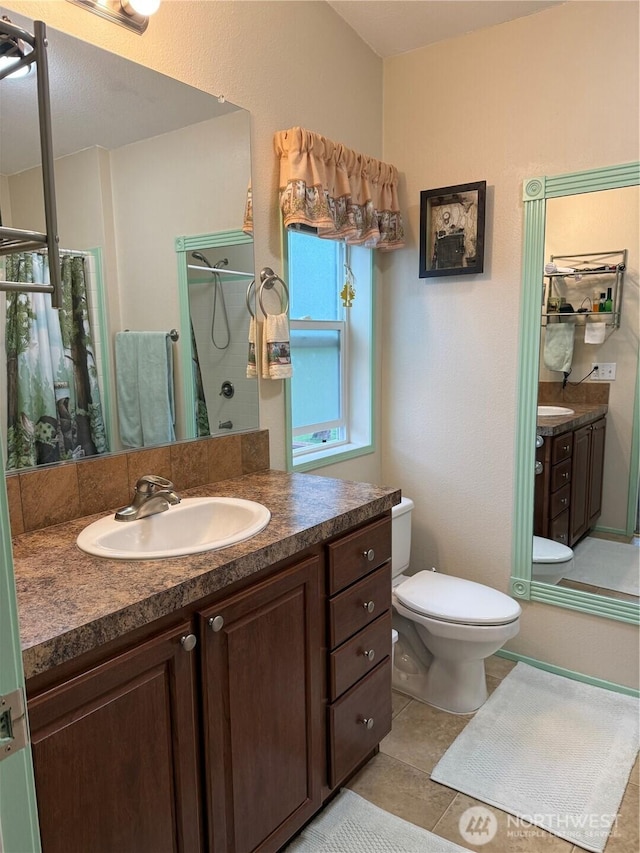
274, 127, 404, 251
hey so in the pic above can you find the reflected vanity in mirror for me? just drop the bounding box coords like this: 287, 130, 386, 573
0, 10, 258, 471
512, 162, 640, 624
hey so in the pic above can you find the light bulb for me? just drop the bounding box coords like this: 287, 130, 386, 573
125, 0, 161, 16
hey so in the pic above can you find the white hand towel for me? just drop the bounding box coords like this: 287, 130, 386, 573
584, 322, 607, 345
263, 312, 292, 379
246, 316, 258, 378
543, 323, 575, 374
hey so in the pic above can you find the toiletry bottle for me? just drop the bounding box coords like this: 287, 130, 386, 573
592, 291, 599, 312
604, 287, 613, 312
599, 292, 606, 311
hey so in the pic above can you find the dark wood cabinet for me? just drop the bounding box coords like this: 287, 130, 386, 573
535, 416, 606, 547
199, 556, 322, 853
28, 621, 202, 853
26, 513, 394, 853
570, 418, 606, 543
325, 518, 393, 789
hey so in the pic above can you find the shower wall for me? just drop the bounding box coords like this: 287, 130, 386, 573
189, 241, 258, 434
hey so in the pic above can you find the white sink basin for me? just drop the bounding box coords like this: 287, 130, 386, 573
77, 497, 271, 560
537, 405, 575, 417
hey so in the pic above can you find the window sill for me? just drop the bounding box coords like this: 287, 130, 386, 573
291, 441, 374, 473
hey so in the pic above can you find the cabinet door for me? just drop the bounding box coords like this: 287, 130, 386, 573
569, 425, 591, 544
587, 418, 606, 527
28, 622, 202, 853
200, 557, 322, 853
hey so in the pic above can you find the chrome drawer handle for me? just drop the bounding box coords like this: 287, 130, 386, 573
363, 601, 375, 614
562, 472, 569, 480
208, 616, 224, 632
360, 717, 374, 730
362, 649, 376, 662
363, 549, 375, 561
181, 634, 197, 652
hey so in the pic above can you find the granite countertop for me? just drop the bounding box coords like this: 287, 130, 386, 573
536, 403, 608, 437
13, 469, 401, 680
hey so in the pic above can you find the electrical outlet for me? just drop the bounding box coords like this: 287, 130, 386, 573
591, 363, 616, 380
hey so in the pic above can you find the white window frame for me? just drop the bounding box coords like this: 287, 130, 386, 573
284, 230, 375, 472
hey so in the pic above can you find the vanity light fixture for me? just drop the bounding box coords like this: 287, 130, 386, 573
0, 17, 34, 78
66, 0, 161, 35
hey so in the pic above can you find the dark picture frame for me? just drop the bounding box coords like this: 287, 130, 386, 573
419, 180, 486, 277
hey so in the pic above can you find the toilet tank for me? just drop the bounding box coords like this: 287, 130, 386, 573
391, 497, 414, 577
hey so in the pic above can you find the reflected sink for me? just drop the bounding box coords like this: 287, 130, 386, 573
77, 497, 271, 560
537, 405, 575, 417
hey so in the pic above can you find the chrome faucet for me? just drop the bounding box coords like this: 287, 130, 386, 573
114, 474, 181, 522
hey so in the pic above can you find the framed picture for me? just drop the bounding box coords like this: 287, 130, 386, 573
419, 180, 486, 278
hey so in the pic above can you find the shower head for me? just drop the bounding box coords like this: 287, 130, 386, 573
191, 251, 213, 268
191, 252, 229, 271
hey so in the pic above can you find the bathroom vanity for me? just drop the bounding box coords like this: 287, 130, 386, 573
14, 470, 399, 853
535, 406, 607, 547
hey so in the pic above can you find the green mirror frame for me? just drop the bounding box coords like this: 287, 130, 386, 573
511, 161, 640, 626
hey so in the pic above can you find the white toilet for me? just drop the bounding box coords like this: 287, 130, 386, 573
391, 498, 521, 714
532, 536, 574, 584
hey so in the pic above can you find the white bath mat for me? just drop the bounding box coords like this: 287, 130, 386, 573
571, 536, 639, 597
431, 663, 639, 852
285, 789, 470, 852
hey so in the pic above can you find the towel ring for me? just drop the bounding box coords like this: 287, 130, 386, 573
259, 267, 289, 316
246, 279, 256, 318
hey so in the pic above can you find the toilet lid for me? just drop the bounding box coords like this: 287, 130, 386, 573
394, 571, 521, 625
533, 536, 573, 563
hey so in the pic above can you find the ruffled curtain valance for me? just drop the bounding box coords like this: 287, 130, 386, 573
274, 127, 404, 251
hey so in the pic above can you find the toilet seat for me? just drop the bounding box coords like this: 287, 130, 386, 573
394, 571, 521, 626
533, 536, 573, 563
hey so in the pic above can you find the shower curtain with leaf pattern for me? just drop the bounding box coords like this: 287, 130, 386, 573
5, 252, 107, 469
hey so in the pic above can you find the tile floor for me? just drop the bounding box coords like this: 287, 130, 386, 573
346, 656, 639, 853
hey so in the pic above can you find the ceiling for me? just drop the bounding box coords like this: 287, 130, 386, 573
326, 0, 564, 58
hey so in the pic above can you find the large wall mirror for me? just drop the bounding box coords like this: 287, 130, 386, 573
0, 10, 258, 471
512, 162, 640, 625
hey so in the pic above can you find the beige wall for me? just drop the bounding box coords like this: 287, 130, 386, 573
381, 0, 639, 688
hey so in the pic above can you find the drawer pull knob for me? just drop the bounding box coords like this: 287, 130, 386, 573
562, 472, 569, 480
363, 600, 375, 614
181, 634, 197, 652
362, 649, 376, 662
209, 616, 224, 632
360, 717, 375, 730
363, 549, 375, 561
563, 445, 570, 452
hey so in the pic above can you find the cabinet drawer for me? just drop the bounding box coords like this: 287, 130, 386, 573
329, 564, 391, 648
329, 612, 392, 701
549, 509, 570, 545
327, 517, 391, 594
551, 432, 573, 465
550, 458, 571, 492
328, 658, 392, 788
550, 483, 571, 519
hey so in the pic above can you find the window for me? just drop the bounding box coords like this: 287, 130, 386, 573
286, 228, 374, 470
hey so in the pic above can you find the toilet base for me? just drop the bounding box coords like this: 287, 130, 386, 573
392, 655, 488, 715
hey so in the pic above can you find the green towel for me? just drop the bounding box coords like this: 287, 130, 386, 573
543, 323, 575, 374
115, 331, 175, 448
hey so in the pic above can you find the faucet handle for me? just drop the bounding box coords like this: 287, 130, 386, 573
135, 474, 175, 495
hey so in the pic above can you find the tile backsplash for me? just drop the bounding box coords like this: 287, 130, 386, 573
538, 380, 610, 404
6, 430, 270, 535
